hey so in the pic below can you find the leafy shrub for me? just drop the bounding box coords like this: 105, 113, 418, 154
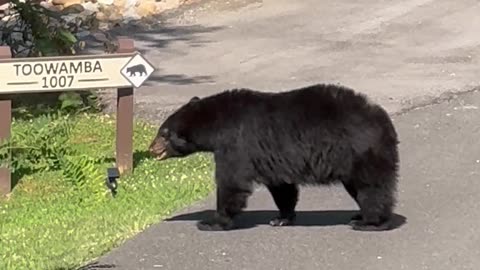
0, 112, 105, 199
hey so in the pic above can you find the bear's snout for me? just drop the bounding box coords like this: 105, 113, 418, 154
149, 137, 169, 160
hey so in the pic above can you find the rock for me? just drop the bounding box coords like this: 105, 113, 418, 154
122, 10, 140, 21
64, 0, 82, 9
1, 14, 11, 22
122, 0, 141, 21
76, 30, 91, 38
112, 0, 125, 9
95, 11, 107, 20
0, 3, 10, 13
96, 0, 113, 5
91, 31, 109, 42
60, 14, 78, 24
61, 3, 85, 13
124, 0, 137, 8
52, 0, 83, 8
135, 0, 157, 18
61, 10, 96, 28
10, 31, 22, 42
81, 10, 100, 28
2, 14, 19, 28
98, 21, 109, 30
108, 11, 122, 21
157, 0, 182, 11
39, 1, 61, 11
16, 45, 29, 57
100, 5, 123, 21
82, 1, 99, 12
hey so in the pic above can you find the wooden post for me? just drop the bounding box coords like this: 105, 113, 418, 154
0, 46, 12, 196
115, 37, 135, 175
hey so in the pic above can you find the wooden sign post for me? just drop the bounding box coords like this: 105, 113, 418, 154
0, 38, 155, 196
0, 46, 12, 196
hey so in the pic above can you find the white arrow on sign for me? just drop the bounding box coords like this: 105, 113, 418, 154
0, 52, 155, 94
120, 53, 156, 88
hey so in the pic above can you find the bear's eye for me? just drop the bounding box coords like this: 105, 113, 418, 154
159, 128, 169, 137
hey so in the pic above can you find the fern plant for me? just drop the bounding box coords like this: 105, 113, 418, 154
61, 154, 107, 203
0, 112, 74, 174
0, 112, 112, 202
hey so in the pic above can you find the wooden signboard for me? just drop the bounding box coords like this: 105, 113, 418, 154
0, 37, 155, 196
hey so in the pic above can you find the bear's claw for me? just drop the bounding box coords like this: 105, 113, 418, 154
349, 219, 392, 231
196, 217, 234, 231
269, 217, 295, 227
349, 213, 362, 224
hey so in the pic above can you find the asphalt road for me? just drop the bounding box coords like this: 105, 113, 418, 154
102, 0, 480, 124
89, 0, 480, 269
94, 90, 480, 269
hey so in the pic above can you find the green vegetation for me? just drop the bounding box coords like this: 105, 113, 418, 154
0, 2, 213, 269
0, 112, 215, 270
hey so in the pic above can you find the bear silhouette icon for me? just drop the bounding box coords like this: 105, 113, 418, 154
126, 64, 147, 76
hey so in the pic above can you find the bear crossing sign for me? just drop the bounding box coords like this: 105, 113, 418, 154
0, 38, 154, 196
0, 51, 155, 93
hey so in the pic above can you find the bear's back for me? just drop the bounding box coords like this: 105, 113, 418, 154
210, 84, 381, 127
193, 84, 394, 146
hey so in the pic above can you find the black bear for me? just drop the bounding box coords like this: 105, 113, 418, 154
126, 64, 147, 76
149, 83, 400, 232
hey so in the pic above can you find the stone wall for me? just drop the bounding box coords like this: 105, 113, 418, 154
0, 0, 197, 57
1, 0, 194, 24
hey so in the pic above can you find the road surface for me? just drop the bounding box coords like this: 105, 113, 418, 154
101, 0, 480, 124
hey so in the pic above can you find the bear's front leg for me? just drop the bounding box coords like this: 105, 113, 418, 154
197, 183, 253, 231
197, 151, 254, 231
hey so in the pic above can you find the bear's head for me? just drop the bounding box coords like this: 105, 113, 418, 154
149, 96, 202, 161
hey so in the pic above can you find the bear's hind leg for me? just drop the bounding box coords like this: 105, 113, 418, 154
350, 186, 395, 231
348, 148, 398, 231
342, 180, 362, 223
349, 175, 397, 232
267, 183, 299, 226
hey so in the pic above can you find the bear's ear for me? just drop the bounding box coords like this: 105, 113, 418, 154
189, 96, 200, 103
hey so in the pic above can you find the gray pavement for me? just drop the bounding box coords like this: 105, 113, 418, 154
94, 89, 480, 269
89, 0, 480, 269
103, 0, 480, 124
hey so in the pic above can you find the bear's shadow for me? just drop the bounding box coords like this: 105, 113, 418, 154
166, 210, 407, 231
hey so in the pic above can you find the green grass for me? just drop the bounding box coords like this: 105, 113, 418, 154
0, 113, 215, 270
